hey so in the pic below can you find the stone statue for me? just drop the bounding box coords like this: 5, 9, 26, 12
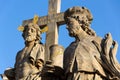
2, 5, 120, 80
3, 23, 45, 80
64, 6, 120, 80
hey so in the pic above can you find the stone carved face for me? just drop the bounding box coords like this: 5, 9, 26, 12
24, 24, 37, 42
66, 18, 82, 37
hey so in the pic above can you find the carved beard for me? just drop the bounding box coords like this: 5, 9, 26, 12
68, 26, 78, 37
25, 35, 36, 42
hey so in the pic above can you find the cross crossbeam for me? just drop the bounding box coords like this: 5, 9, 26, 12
22, 12, 65, 27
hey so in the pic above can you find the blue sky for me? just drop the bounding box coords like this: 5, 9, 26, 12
0, 0, 120, 79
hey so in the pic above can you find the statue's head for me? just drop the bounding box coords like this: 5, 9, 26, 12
64, 6, 93, 26
64, 6, 96, 36
22, 23, 41, 42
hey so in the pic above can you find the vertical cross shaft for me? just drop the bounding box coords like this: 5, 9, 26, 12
45, 0, 61, 60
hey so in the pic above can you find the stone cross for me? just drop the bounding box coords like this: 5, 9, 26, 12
22, 0, 65, 60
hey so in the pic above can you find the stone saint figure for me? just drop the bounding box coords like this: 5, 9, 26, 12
14, 23, 45, 80
3, 23, 45, 80
64, 6, 120, 80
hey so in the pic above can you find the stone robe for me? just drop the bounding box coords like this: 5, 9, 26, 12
64, 36, 108, 80
14, 43, 45, 80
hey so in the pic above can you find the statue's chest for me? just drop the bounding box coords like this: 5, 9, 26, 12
19, 48, 31, 62
69, 40, 99, 58
76, 40, 100, 59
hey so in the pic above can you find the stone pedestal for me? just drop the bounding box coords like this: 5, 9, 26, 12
49, 44, 64, 68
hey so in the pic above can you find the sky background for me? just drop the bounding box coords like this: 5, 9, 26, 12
0, 0, 120, 79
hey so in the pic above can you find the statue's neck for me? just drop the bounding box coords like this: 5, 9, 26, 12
76, 31, 89, 42
25, 40, 35, 47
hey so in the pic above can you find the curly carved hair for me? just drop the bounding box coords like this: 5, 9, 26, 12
64, 6, 96, 36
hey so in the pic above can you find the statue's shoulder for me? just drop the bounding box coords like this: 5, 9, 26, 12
69, 41, 77, 46
16, 49, 23, 56
93, 36, 103, 44
36, 43, 45, 48
65, 41, 77, 53
36, 43, 45, 52
91, 36, 104, 52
